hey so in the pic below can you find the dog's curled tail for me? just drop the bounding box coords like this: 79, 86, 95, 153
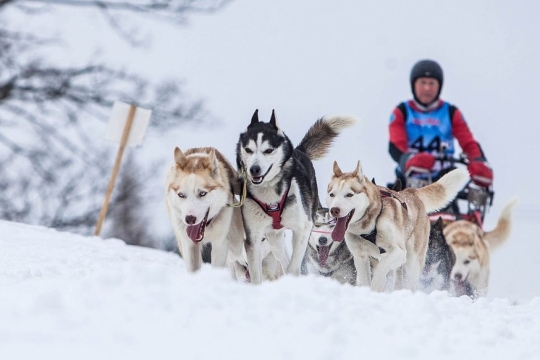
416, 168, 470, 213
296, 116, 356, 160
484, 197, 519, 251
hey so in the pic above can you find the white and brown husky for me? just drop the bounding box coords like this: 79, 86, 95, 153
326, 161, 469, 292
444, 197, 519, 298
165, 147, 245, 273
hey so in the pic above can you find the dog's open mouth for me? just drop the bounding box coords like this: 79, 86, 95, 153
186, 209, 210, 243
331, 209, 354, 242
452, 277, 472, 297
316, 245, 331, 266
251, 176, 263, 184
251, 165, 273, 185
453, 279, 467, 297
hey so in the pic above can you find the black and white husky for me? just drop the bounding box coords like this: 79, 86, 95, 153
306, 208, 356, 285
236, 110, 355, 284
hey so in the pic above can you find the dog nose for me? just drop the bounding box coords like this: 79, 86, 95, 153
330, 207, 340, 217
250, 165, 261, 176
319, 237, 328, 245
454, 273, 463, 281
185, 215, 197, 225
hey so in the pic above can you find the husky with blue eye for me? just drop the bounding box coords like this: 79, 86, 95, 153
236, 110, 355, 284
305, 208, 357, 285
165, 147, 245, 274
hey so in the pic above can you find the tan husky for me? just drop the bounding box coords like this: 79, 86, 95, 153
326, 161, 469, 292
444, 197, 519, 298
165, 147, 245, 273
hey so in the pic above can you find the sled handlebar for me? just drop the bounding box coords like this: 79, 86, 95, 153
433, 153, 469, 166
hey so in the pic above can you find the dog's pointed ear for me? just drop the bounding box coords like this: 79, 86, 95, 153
392, 178, 403, 191
352, 161, 364, 179
248, 109, 259, 129
434, 216, 444, 230
174, 147, 187, 168
207, 148, 221, 178
332, 161, 343, 177
371, 178, 376, 185
269, 109, 279, 130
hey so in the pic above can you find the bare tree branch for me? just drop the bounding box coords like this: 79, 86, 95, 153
0, 1, 226, 243
14, 0, 232, 21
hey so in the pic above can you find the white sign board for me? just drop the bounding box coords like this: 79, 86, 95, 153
105, 101, 152, 147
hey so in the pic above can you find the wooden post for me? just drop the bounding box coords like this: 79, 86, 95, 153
94, 104, 137, 236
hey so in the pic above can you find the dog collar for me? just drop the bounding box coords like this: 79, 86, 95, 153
249, 185, 290, 230
311, 229, 333, 235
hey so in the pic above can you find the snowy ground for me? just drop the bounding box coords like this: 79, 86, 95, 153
1, 219, 539, 360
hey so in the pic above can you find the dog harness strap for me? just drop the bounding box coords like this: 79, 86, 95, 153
360, 199, 384, 253
360, 228, 377, 244
462, 211, 483, 229
379, 188, 408, 211
249, 186, 290, 230
472, 211, 483, 229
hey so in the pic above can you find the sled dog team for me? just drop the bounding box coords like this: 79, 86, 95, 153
165, 110, 518, 298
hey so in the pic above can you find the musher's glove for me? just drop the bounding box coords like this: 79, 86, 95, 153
468, 160, 493, 187
402, 153, 436, 172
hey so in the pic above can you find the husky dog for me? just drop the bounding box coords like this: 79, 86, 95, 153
165, 147, 245, 273
236, 110, 355, 284
326, 161, 469, 292
444, 197, 519, 298
306, 208, 356, 285
420, 217, 455, 292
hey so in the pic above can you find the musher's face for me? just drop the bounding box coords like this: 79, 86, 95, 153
414, 77, 440, 105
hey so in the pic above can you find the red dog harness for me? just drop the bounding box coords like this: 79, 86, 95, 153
249, 186, 290, 230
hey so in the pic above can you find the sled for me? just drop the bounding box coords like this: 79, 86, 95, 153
403, 153, 494, 228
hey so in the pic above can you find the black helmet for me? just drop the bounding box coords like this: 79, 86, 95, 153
410, 59, 443, 105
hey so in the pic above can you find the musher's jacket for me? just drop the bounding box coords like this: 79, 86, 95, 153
389, 99, 485, 173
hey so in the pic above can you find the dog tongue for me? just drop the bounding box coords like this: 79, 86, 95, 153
331, 216, 348, 242
453, 280, 467, 297
318, 246, 330, 266
186, 222, 203, 243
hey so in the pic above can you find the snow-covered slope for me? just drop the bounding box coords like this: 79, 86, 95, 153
1, 220, 539, 360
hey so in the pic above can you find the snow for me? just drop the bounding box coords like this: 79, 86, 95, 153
1, 219, 539, 360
